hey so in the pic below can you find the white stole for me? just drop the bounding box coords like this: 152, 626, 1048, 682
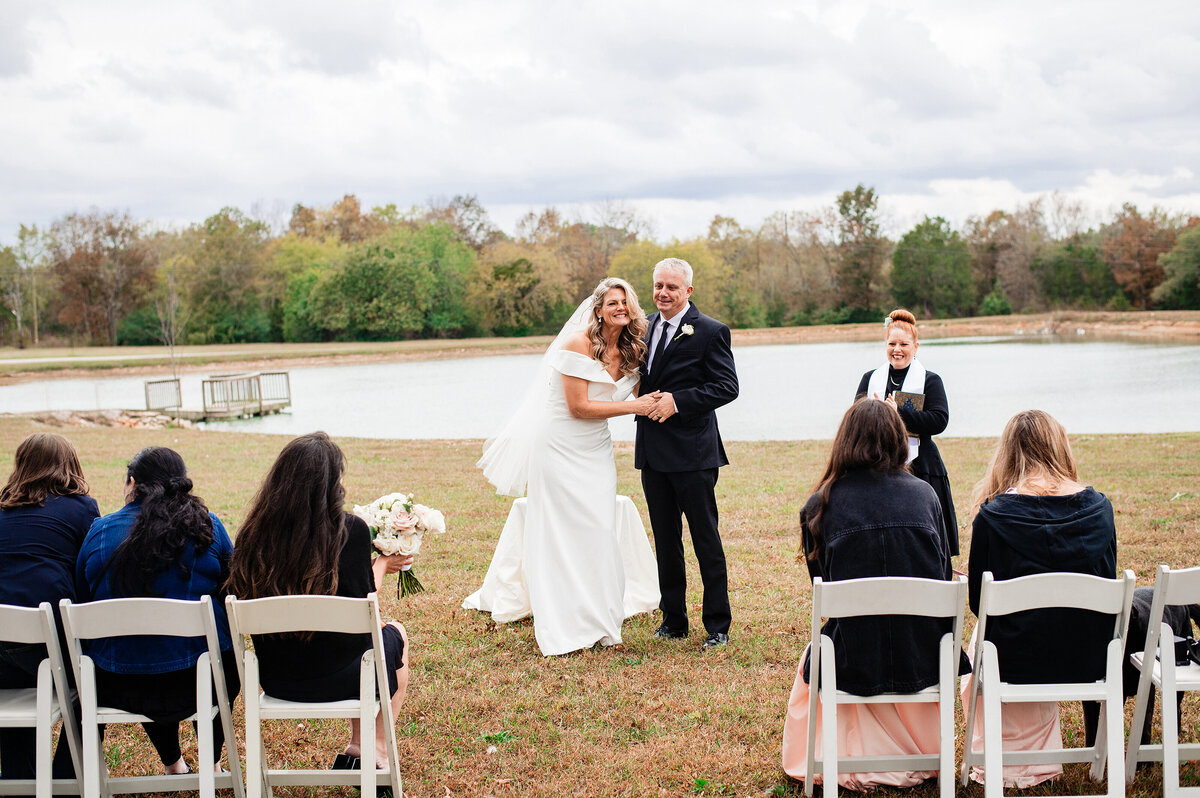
867, 358, 927, 464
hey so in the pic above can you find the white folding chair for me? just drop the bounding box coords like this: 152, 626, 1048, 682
58, 596, 244, 798
961, 570, 1135, 798
0, 602, 82, 798
802, 575, 967, 798
225, 593, 402, 798
1125, 564, 1200, 796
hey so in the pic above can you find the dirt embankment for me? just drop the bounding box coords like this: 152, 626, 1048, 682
1, 311, 1196, 386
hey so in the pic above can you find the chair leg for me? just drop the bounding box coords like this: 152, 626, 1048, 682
197, 658, 215, 798
80, 659, 103, 798
819, 638, 838, 798
981, 651, 1004, 798
938, 638, 954, 798
1163, 657, 1180, 798
246, 658, 262, 798
360, 656, 375, 797
36, 663, 51, 798
803, 643, 818, 798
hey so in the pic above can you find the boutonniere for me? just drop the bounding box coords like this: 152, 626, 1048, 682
673, 324, 695, 342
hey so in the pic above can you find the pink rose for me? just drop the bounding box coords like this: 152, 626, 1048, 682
388, 509, 420, 534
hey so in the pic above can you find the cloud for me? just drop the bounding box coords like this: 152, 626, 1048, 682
1, 1, 1198, 244
0, 0, 38, 76
224, 0, 429, 75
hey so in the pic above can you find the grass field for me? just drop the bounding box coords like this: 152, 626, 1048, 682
1, 416, 1197, 797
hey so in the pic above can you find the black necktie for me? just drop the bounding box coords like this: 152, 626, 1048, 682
651, 317, 670, 373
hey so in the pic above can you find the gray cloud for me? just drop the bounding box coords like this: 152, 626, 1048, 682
0, 0, 38, 76
2, 1, 1198, 243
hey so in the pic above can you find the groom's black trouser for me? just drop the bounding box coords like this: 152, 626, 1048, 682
641, 466, 731, 636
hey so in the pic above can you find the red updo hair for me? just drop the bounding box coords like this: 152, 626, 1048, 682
885, 308, 918, 343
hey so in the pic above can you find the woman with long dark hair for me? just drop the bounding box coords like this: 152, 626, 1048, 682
782, 398, 956, 791
225, 432, 409, 771
0, 433, 98, 788
76, 447, 237, 776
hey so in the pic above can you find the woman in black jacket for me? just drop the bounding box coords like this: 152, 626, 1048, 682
782, 398, 957, 791
856, 308, 958, 555
963, 409, 1117, 788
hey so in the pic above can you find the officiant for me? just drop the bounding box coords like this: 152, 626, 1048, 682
855, 308, 959, 556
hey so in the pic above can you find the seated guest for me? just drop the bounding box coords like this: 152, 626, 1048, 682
782, 398, 957, 790
225, 432, 410, 771
76, 447, 238, 776
963, 409, 1118, 787
0, 433, 98, 791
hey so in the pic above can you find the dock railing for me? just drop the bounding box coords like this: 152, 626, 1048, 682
144, 378, 182, 411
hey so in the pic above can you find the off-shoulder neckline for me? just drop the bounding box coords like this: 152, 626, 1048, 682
556, 349, 638, 385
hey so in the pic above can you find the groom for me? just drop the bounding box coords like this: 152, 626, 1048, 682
636, 257, 739, 650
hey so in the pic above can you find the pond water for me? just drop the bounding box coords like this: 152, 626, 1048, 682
1, 337, 1197, 441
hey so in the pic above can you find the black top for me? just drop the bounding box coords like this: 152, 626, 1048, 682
968, 487, 1117, 684
801, 470, 957, 695
0, 493, 100, 609
255, 514, 376, 693
635, 302, 739, 472
855, 366, 949, 479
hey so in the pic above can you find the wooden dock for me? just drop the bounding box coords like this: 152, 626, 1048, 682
144, 371, 292, 422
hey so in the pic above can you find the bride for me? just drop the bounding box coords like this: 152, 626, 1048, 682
465, 277, 660, 656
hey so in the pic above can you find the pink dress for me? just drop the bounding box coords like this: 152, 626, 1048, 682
781, 644, 941, 790
959, 627, 1063, 787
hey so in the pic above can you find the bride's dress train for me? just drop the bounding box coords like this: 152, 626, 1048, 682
464, 349, 660, 656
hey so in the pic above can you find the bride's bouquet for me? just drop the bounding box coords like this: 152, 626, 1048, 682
352, 492, 446, 597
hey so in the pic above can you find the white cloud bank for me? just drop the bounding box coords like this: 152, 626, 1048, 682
1, 0, 1197, 242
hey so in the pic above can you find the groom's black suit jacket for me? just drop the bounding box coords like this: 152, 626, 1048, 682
634, 302, 739, 472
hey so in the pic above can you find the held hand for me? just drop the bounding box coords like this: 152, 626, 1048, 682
630, 394, 657, 416
373, 552, 415, 575
649, 392, 677, 423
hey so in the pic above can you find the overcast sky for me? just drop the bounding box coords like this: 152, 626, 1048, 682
3, 0, 1198, 244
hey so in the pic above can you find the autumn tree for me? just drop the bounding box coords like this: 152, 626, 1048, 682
423, 195, 504, 251
833, 184, 889, 321
50, 211, 155, 344
608, 238, 729, 319
466, 239, 572, 336
0, 246, 20, 344
1101, 204, 1177, 309
1031, 234, 1121, 308
321, 223, 475, 339
1152, 220, 1200, 309
891, 216, 974, 318
178, 208, 273, 342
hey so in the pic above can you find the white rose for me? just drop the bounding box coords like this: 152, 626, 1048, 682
413, 504, 446, 535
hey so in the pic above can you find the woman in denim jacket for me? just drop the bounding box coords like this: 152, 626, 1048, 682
782, 398, 956, 791
76, 447, 238, 776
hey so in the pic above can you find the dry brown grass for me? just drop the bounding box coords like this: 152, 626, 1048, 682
0, 417, 1197, 797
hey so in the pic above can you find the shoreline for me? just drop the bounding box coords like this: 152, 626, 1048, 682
0, 309, 1196, 386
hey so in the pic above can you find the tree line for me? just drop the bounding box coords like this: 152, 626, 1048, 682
1, 187, 1197, 348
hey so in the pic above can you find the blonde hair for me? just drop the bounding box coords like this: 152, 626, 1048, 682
885, 308, 918, 343
586, 277, 648, 376
970, 410, 1079, 518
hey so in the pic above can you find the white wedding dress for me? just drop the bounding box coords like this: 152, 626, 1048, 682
464, 349, 660, 656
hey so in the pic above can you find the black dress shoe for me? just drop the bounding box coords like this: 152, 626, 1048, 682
702, 632, 729, 650
652, 624, 688, 639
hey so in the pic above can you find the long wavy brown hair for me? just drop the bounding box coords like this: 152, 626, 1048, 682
225, 432, 349, 600
585, 277, 647, 376
0, 433, 90, 509
803, 398, 909, 562
970, 410, 1078, 518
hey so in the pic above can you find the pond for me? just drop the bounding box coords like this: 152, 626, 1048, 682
1, 337, 1197, 441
